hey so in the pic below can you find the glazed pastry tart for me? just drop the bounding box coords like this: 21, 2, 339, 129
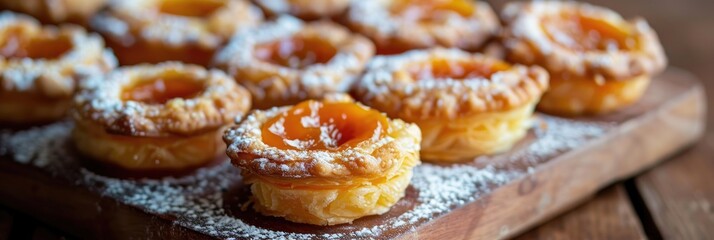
214, 16, 374, 109
223, 95, 421, 225
502, 1, 667, 115
0, 0, 107, 24
91, 0, 263, 66
346, 0, 499, 55
254, 0, 350, 20
354, 48, 548, 162
0, 12, 116, 125
72, 62, 251, 173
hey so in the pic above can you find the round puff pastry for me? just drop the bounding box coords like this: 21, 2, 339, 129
214, 16, 374, 109
255, 0, 350, 20
91, 0, 263, 66
501, 1, 666, 115
354, 48, 548, 162
223, 95, 421, 225
0, 12, 116, 125
345, 0, 499, 55
0, 0, 107, 24
72, 62, 251, 172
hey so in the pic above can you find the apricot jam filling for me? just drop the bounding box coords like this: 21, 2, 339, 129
408, 58, 510, 80
121, 74, 204, 104
158, 0, 226, 18
254, 36, 337, 69
262, 100, 389, 151
391, 0, 475, 22
0, 29, 72, 60
542, 13, 636, 52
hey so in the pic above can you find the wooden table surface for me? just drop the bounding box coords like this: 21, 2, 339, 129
1, 0, 712, 239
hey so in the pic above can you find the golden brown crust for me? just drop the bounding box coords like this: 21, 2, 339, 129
73, 62, 251, 137
501, 1, 667, 81
255, 0, 350, 20
223, 96, 421, 179
353, 48, 549, 122
0, 0, 107, 24
346, 0, 499, 53
213, 16, 375, 109
90, 0, 263, 65
0, 12, 116, 99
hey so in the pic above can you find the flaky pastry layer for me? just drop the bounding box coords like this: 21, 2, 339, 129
0, 0, 107, 24
346, 0, 499, 53
91, 0, 263, 65
73, 62, 251, 137
354, 48, 548, 122
419, 102, 536, 162
214, 16, 375, 109
502, 1, 666, 80
538, 75, 650, 115
255, 0, 350, 20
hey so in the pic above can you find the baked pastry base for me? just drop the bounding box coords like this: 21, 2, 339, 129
419, 102, 536, 162
538, 75, 650, 115
72, 119, 226, 171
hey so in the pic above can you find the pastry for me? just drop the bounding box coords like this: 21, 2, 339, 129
345, 0, 499, 55
354, 48, 548, 162
91, 0, 263, 66
214, 16, 374, 109
0, 0, 107, 24
0, 12, 116, 125
72, 62, 251, 173
254, 0, 350, 20
223, 95, 421, 225
501, 1, 667, 115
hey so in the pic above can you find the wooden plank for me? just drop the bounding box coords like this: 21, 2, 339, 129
515, 184, 645, 240
635, 144, 714, 239
0, 208, 12, 240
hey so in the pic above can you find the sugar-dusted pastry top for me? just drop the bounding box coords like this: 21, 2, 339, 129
91, 0, 263, 48
0, 12, 116, 98
223, 96, 421, 179
502, 1, 667, 80
73, 62, 251, 137
255, 0, 350, 19
354, 48, 548, 121
347, 0, 499, 53
214, 16, 374, 107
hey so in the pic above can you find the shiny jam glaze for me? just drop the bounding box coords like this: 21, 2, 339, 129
391, 0, 475, 22
0, 28, 72, 59
542, 13, 636, 52
254, 36, 337, 69
158, 0, 226, 17
121, 74, 204, 104
408, 58, 510, 80
261, 100, 389, 151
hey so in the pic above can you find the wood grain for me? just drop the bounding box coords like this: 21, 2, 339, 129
515, 184, 645, 240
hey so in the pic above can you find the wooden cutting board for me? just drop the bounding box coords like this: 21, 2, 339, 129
0, 68, 704, 239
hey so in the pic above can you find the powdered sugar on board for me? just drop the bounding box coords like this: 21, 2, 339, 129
0, 115, 612, 239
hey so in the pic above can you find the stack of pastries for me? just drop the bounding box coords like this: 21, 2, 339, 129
0, 0, 665, 226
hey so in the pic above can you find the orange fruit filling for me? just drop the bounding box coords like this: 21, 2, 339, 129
391, 0, 475, 22
0, 28, 72, 59
254, 36, 337, 69
408, 58, 510, 80
261, 100, 389, 151
542, 13, 636, 51
122, 74, 204, 104
158, 0, 226, 18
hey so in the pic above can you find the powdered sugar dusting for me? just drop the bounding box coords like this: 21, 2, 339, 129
0, 115, 611, 239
